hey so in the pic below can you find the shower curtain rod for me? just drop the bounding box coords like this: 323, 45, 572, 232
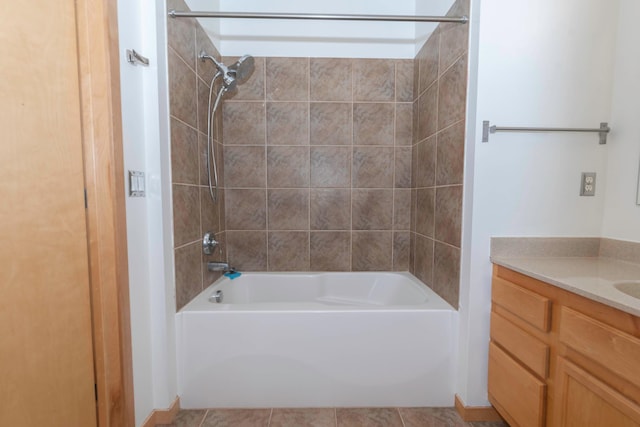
168, 9, 469, 24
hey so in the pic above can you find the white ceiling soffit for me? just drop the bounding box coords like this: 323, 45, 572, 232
183, 0, 456, 58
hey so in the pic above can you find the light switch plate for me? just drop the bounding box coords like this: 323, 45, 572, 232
129, 170, 145, 197
636, 159, 640, 205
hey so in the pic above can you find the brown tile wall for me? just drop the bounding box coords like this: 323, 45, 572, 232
167, 0, 469, 309
222, 56, 414, 272
410, 0, 469, 308
167, 0, 227, 311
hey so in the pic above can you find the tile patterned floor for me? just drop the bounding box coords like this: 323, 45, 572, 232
158, 407, 509, 427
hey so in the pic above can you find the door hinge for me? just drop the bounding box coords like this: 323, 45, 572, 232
84, 188, 88, 209
95, 383, 98, 401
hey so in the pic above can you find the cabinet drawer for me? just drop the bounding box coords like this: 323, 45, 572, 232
559, 307, 640, 386
489, 342, 546, 427
492, 277, 551, 332
491, 311, 549, 378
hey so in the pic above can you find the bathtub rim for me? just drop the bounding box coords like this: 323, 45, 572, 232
179, 271, 455, 313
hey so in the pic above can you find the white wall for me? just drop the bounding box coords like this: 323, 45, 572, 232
117, 0, 154, 423
146, 0, 179, 417
183, 0, 455, 58
458, 0, 619, 406
601, 0, 640, 243
415, 0, 459, 53
118, 0, 177, 425
219, 0, 414, 58
185, 0, 221, 48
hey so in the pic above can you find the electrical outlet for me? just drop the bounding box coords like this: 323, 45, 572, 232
580, 172, 596, 196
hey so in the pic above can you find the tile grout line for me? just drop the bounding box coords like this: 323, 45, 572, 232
431, 30, 442, 287
439, 49, 467, 81
192, 25, 198, 85
263, 58, 269, 271
307, 58, 312, 270
197, 409, 209, 427
168, 44, 197, 76
411, 54, 418, 274
397, 407, 407, 427
196, 30, 204, 296
174, 238, 201, 251
391, 61, 397, 271
171, 182, 208, 188
170, 113, 199, 134
349, 58, 354, 272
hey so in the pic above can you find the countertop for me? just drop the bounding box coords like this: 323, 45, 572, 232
491, 255, 640, 317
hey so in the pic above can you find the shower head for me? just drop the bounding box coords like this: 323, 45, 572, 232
229, 55, 254, 85
199, 52, 255, 92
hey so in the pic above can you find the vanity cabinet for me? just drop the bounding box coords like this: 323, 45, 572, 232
489, 273, 551, 427
489, 265, 640, 427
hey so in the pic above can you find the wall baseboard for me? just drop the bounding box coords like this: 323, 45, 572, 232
454, 394, 503, 422
141, 396, 180, 427
140, 394, 501, 425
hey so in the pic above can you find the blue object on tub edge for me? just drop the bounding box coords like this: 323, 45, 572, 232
224, 271, 241, 279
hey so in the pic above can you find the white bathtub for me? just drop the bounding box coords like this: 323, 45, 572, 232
176, 272, 457, 408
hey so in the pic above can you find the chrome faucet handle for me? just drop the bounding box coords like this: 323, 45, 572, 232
202, 231, 219, 255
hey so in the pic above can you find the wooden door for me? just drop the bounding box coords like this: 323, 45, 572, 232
0, 1, 98, 425
554, 358, 640, 427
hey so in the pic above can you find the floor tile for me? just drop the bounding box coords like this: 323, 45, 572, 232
201, 409, 271, 427
159, 406, 508, 427
399, 407, 467, 427
270, 408, 336, 427
157, 409, 207, 427
336, 408, 403, 427
470, 422, 509, 427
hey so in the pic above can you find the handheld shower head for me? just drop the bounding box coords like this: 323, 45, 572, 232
199, 50, 255, 204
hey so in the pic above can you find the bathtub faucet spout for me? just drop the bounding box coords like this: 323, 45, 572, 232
207, 261, 235, 273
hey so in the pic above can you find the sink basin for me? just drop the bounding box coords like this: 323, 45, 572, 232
614, 281, 640, 299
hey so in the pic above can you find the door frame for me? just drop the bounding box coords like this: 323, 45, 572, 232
76, 0, 135, 425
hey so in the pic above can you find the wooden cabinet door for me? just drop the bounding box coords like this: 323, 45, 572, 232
554, 358, 640, 427
0, 1, 97, 426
